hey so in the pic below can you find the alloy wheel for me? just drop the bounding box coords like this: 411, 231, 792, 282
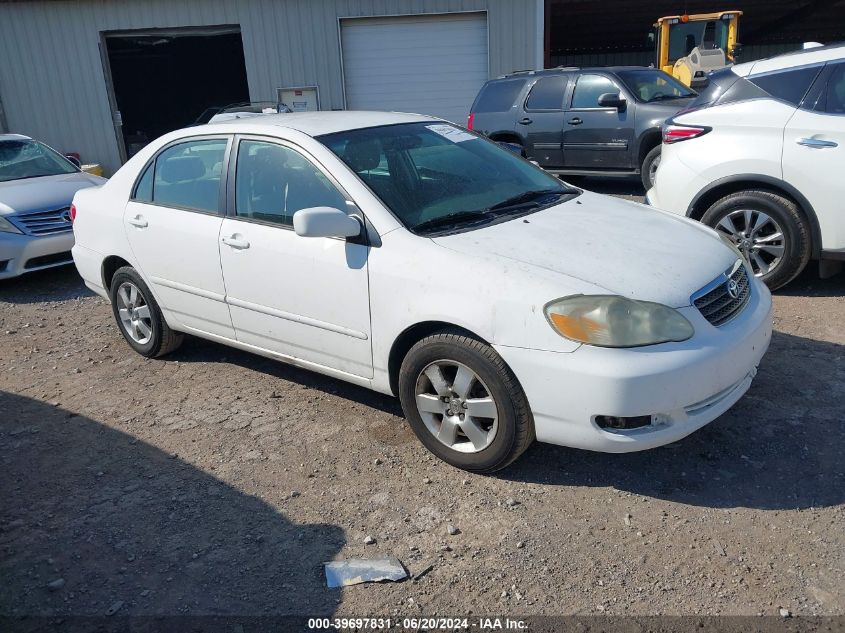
648, 154, 661, 187
116, 281, 153, 345
714, 208, 785, 277
414, 360, 499, 454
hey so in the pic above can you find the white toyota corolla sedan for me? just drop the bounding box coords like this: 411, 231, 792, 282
71, 112, 772, 472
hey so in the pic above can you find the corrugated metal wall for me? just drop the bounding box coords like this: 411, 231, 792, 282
0, 0, 540, 174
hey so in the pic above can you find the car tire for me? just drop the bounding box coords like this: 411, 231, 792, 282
640, 145, 661, 191
701, 190, 811, 290
398, 329, 534, 473
109, 266, 183, 358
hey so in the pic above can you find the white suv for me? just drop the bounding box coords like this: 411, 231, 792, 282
647, 43, 845, 290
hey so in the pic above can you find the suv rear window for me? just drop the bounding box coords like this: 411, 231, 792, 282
472, 80, 524, 113
749, 65, 823, 106
687, 67, 741, 109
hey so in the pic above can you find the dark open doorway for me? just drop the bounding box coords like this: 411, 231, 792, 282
103, 26, 249, 159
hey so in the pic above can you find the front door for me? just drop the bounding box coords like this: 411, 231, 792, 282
782, 62, 845, 253
218, 137, 373, 378
123, 136, 235, 339
519, 74, 570, 168
563, 73, 634, 170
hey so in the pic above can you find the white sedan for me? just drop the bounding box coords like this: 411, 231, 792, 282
71, 112, 772, 472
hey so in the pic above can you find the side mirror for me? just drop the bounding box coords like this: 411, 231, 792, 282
64, 154, 82, 168
293, 206, 362, 239
598, 92, 626, 110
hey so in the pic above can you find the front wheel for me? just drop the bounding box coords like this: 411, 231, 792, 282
640, 145, 661, 191
701, 190, 811, 290
398, 330, 534, 473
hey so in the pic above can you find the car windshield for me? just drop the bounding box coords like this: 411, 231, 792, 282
0, 139, 78, 183
617, 70, 696, 102
318, 122, 575, 235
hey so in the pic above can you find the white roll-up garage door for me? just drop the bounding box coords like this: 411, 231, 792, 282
341, 12, 488, 125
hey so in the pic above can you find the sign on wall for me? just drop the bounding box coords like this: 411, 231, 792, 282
277, 86, 320, 112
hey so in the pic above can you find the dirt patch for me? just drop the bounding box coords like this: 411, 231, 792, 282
1, 241, 843, 620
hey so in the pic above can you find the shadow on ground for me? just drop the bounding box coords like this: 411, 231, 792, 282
0, 266, 93, 305
0, 392, 344, 626
502, 329, 845, 511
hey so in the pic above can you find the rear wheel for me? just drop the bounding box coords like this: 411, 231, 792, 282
640, 145, 661, 190
398, 330, 534, 473
110, 266, 183, 358
701, 190, 811, 290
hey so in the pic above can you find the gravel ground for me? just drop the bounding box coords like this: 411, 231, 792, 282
1, 181, 843, 623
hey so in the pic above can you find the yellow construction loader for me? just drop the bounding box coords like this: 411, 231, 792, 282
654, 11, 742, 88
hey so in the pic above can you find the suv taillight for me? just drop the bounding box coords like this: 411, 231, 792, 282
467, 112, 474, 131
663, 124, 710, 144
69, 203, 77, 223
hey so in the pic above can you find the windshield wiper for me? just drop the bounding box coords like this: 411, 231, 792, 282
412, 210, 494, 234
487, 189, 568, 212
649, 94, 690, 102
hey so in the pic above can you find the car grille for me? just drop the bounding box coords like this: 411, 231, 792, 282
13, 207, 73, 235
693, 261, 751, 327
24, 251, 73, 270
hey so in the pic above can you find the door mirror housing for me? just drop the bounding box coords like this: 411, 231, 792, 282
293, 206, 362, 239
598, 92, 626, 110
64, 154, 82, 169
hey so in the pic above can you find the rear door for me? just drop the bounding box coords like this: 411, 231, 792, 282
563, 73, 634, 170
782, 61, 845, 252
124, 136, 235, 339
519, 74, 570, 168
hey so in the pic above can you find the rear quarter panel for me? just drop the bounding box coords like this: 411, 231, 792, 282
673, 99, 796, 184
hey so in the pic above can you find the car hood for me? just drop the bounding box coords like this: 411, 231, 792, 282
431, 191, 737, 308
0, 172, 105, 216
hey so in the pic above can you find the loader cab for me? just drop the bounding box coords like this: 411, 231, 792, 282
653, 11, 742, 87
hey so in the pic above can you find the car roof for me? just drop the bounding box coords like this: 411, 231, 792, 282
198, 110, 440, 137
498, 66, 659, 79
0, 133, 33, 141
733, 42, 845, 77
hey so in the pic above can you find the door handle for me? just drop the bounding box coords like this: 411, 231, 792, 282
518, 117, 533, 125
127, 215, 148, 228
568, 117, 583, 126
797, 137, 838, 148
221, 235, 250, 249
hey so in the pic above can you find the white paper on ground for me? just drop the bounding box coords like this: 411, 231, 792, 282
324, 558, 407, 587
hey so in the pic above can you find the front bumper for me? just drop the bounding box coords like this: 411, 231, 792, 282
495, 278, 772, 453
0, 230, 75, 280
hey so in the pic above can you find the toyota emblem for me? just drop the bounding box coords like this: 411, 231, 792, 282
727, 279, 740, 299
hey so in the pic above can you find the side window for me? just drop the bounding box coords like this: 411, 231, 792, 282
235, 140, 347, 227
472, 80, 525, 113
151, 139, 227, 213
133, 162, 153, 202
571, 74, 619, 109
820, 63, 845, 114
525, 75, 568, 110
749, 66, 822, 107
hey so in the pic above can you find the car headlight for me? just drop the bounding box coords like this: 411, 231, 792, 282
0, 216, 23, 234
544, 295, 694, 348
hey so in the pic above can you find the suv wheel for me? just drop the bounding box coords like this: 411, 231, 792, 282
398, 330, 534, 473
110, 266, 184, 357
702, 190, 811, 290
640, 145, 661, 190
